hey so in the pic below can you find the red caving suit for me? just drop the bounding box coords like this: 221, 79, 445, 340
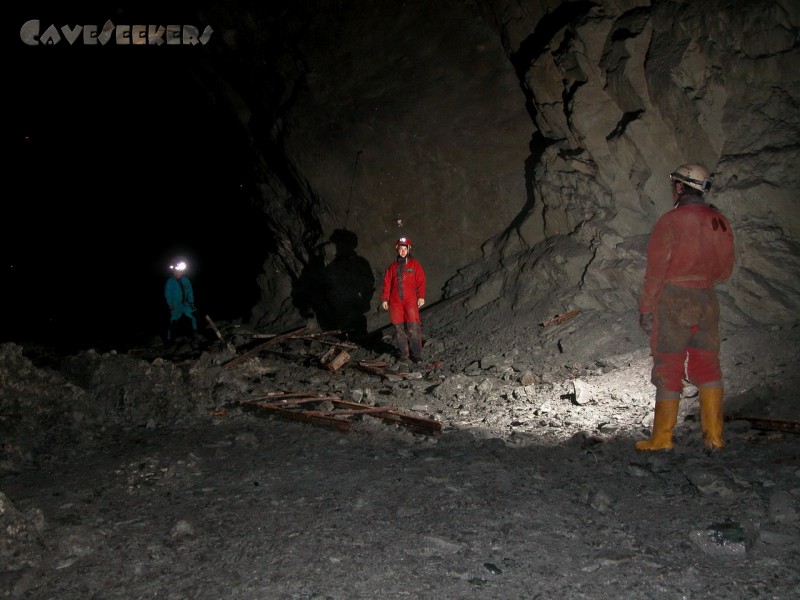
639, 195, 735, 392
381, 256, 426, 361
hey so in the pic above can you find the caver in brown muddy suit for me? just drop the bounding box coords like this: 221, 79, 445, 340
637, 163, 735, 452
381, 237, 426, 363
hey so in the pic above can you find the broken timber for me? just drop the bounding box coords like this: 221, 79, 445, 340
352, 360, 423, 379
205, 314, 236, 352
724, 414, 800, 434
222, 325, 312, 370
540, 309, 579, 328
237, 393, 442, 435
320, 347, 350, 371
240, 329, 361, 352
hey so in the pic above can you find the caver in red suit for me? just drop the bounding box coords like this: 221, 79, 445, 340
381, 237, 426, 363
636, 163, 735, 453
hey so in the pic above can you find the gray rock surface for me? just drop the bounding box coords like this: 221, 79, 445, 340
201, 0, 800, 336
1, 312, 798, 598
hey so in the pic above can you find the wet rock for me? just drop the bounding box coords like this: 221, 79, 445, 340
690, 521, 748, 558
685, 469, 743, 497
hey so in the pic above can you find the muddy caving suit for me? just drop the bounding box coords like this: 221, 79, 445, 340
381, 256, 426, 362
640, 194, 735, 394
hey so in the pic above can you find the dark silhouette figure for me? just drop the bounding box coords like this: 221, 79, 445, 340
294, 229, 375, 343
322, 229, 375, 341
294, 243, 330, 322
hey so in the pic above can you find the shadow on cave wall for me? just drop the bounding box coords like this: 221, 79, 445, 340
292, 228, 377, 344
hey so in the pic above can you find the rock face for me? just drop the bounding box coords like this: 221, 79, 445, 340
200, 0, 799, 334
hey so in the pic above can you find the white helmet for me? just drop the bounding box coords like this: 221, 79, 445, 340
670, 163, 712, 192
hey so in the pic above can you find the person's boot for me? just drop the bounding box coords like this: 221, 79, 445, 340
406, 321, 424, 363
699, 387, 725, 450
635, 399, 680, 451
394, 325, 410, 361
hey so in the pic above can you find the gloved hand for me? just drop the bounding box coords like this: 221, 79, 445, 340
190, 304, 197, 313
639, 312, 654, 335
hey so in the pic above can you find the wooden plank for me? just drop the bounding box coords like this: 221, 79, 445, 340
223, 325, 312, 370
257, 405, 352, 431
243, 395, 342, 405
237, 395, 442, 435
352, 361, 421, 379
540, 309, 579, 328
725, 414, 800, 434
365, 408, 443, 434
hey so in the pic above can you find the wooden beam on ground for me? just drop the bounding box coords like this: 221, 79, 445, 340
295, 335, 359, 349
239, 329, 358, 349
205, 314, 236, 351
244, 329, 344, 340
351, 361, 422, 380
725, 414, 800, 434
540, 309, 580, 328
236, 395, 442, 435
222, 325, 312, 370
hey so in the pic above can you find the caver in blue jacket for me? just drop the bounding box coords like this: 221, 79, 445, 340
164, 261, 197, 340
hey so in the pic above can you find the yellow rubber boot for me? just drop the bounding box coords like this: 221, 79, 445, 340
635, 399, 679, 452
699, 387, 725, 450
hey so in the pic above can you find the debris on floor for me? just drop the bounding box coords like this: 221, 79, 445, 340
236, 392, 442, 435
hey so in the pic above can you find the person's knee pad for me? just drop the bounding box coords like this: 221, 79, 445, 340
686, 348, 721, 385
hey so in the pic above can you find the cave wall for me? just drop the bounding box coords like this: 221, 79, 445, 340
474, 0, 800, 327
275, 0, 533, 331
207, 0, 800, 331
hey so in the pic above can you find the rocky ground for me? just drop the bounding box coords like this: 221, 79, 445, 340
1, 305, 799, 599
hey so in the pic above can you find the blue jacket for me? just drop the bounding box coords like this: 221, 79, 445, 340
165, 275, 196, 322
